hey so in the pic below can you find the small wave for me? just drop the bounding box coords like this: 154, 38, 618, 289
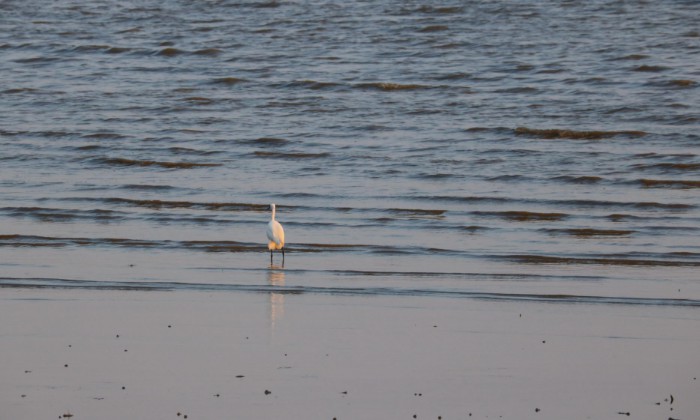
2, 277, 698, 307
253, 151, 330, 159
0, 235, 258, 252
418, 25, 449, 33
612, 54, 650, 61
0, 235, 444, 256
167, 146, 221, 156
506, 254, 700, 267
106, 47, 131, 54
74, 144, 105, 151
659, 79, 696, 88
633, 163, 700, 173
434, 72, 472, 81
488, 174, 526, 182
0, 208, 124, 223
552, 175, 603, 184
100, 198, 267, 212
514, 127, 646, 139
406, 195, 694, 211
13, 56, 61, 64
460, 225, 490, 233
211, 77, 247, 85
242, 137, 290, 146
473, 211, 569, 222
182, 96, 214, 105
639, 179, 700, 189
632, 65, 668, 72
498, 86, 538, 94
544, 229, 634, 237
93, 157, 221, 169
284, 80, 343, 90
416, 5, 463, 14
192, 48, 222, 56
355, 82, 430, 91
251, 1, 281, 8
156, 47, 185, 57
2, 87, 38, 94
387, 208, 446, 218
70, 44, 111, 53
81, 132, 128, 140
119, 184, 176, 191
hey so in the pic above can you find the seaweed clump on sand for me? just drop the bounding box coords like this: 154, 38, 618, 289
514, 127, 646, 140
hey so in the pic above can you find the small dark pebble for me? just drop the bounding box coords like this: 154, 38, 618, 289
177, 413, 181, 416
341, 391, 348, 394
68, 345, 72, 348
168, 325, 172, 328
413, 415, 417, 419
116, 335, 120, 338
617, 412, 630, 416
184, 416, 188, 419
25, 370, 31, 373
264, 390, 271, 395
21, 394, 26, 398
122, 386, 126, 390
64, 364, 68, 367
236, 375, 245, 378
535, 408, 540, 412
542, 340, 546, 344
124, 349, 128, 352
215, 394, 220, 397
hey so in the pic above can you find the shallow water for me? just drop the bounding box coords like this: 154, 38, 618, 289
1, 0, 699, 306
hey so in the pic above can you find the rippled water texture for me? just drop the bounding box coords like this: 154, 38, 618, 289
1, 0, 699, 305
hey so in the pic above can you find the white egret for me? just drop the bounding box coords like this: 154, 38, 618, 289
266, 203, 285, 264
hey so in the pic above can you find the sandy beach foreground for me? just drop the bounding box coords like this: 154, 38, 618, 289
2, 287, 698, 420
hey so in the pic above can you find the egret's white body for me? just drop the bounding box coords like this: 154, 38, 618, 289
266, 203, 285, 263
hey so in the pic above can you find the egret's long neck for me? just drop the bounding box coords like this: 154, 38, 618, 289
271, 205, 276, 221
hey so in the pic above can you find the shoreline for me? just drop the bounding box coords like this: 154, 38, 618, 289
2, 287, 698, 419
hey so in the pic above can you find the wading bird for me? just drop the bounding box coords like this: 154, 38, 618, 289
266, 203, 285, 264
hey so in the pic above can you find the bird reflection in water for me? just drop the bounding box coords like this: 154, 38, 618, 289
267, 264, 285, 329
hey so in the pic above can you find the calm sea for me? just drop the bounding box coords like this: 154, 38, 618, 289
1, 0, 699, 307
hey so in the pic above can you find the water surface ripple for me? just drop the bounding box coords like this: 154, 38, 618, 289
1, 0, 699, 306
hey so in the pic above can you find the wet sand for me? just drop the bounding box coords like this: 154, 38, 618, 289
2, 287, 698, 419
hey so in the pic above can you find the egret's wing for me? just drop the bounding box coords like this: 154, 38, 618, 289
274, 221, 285, 247
266, 221, 276, 243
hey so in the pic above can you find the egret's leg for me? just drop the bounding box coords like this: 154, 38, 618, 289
270, 250, 273, 264
282, 248, 285, 265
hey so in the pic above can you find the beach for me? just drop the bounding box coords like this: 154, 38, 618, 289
2, 0, 700, 418
3, 287, 697, 419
